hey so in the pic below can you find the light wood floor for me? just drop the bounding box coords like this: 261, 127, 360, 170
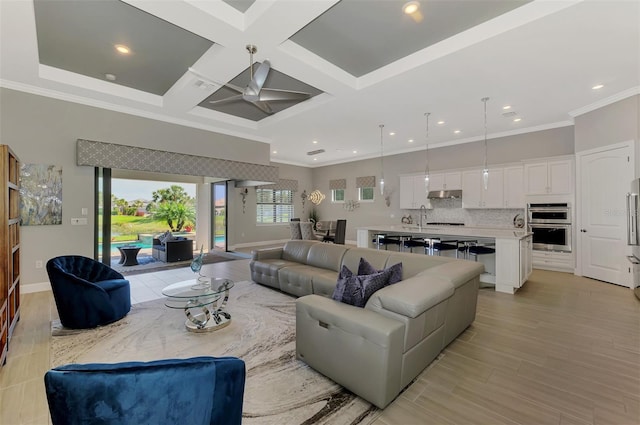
1, 260, 639, 425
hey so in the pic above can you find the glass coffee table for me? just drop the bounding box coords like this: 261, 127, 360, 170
162, 278, 234, 333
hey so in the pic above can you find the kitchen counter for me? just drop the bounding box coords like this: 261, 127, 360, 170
357, 225, 531, 240
356, 225, 533, 294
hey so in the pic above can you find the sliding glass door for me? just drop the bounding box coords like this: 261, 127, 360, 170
95, 167, 112, 265
212, 181, 227, 251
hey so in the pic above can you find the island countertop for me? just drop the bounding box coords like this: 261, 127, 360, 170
356, 225, 531, 240
356, 225, 534, 294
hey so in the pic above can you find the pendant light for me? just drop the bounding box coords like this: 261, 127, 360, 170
379, 124, 385, 195
424, 112, 431, 193
481, 97, 490, 190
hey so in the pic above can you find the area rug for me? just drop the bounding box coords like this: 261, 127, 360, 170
50, 280, 380, 425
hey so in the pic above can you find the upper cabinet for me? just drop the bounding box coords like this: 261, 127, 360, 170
429, 171, 461, 191
524, 159, 573, 195
462, 168, 504, 208
400, 175, 429, 209
504, 166, 525, 208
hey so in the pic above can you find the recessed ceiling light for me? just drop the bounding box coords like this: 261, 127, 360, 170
389, 132, 395, 136
408, 139, 414, 143
272, 150, 277, 154
114, 44, 131, 55
513, 118, 522, 122
437, 121, 445, 125
313, 158, 317, 161
503, 105, 511, 110
454, 130, 461, 134
403, 1, 420, 15
592, 84, 604, 90
105, 73, 116, 81
353, 150, 357, 154
312, 140, 318, 144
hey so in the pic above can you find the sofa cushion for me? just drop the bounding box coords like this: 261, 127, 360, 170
282, 240, 318, 263
307, 243, 349, 272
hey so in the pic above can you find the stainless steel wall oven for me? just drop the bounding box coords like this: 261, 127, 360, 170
527, 203, 572, 252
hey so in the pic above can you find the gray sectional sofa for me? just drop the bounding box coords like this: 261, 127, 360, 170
250, 240, 484, 409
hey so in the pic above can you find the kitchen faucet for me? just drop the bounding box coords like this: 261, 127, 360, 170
419, 204, 427, 228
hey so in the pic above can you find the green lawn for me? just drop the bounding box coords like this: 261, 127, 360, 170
100, 215, 175, 242
99, 215, 224, 242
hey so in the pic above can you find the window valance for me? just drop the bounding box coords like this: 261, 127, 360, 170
329, 179, 346, 190
356, 176, 376, 188
257, 179, 298, 192
76, 139, 278, 182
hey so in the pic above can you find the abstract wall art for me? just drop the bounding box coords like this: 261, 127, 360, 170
19, 164, 63, 225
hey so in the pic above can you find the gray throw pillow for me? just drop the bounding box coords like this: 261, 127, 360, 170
289, 222, 302, 240
357, 257, 403, 285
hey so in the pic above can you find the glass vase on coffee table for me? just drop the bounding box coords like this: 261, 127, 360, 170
190, 245, 208, 289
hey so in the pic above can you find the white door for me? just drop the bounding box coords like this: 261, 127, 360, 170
579, 143, 633, 286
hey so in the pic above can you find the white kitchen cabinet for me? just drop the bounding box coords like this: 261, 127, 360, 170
524, 159, 573, 195
504, 166, 525, 208
461, 168, 504, 208
429, 171, 461, 191
519, 235, 533, 286
400, 175, 429, 209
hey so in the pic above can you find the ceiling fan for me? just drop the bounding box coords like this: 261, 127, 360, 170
189, 45, 311, 114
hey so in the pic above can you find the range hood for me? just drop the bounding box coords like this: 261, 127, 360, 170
427, 190, 463, 199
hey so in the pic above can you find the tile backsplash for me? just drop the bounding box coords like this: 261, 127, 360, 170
409, 199, 524, 228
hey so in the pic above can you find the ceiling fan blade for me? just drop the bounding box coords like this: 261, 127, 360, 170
251, 100, 273, 114
208, 94, 243, 106
258, 88, 311, 102
245, 60, 271, 99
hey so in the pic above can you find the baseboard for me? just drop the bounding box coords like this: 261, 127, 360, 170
22, 281, 52, 294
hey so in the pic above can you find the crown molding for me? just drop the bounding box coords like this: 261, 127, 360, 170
569, 86, 640, 117
0, 79, 271, 144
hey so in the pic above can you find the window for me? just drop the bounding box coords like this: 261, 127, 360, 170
359, 187, 374, 201
256, 189, 294, 223
332, 189, 345, 203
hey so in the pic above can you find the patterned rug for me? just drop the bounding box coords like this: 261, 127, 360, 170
50, 281, 379, 425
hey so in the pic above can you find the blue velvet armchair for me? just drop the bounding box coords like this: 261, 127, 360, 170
46, 255, 131, 329
45, 356, 246, 425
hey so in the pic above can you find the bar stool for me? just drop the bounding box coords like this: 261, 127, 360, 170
382, 235, 403, 251
432, 239, 459, 257
372, 233, 387, 250
403, 238, 427, 253
468, 244, 496, 261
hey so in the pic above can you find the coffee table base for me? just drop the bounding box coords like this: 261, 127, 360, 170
184, 308, 231, 333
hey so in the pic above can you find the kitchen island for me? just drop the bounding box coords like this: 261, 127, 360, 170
356, 225, 532, 294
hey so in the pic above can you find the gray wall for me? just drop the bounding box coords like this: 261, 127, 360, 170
574, 94, 640, 176
0, 88, 274, 287
311, 126, 575, 241
229, 163, 313, 247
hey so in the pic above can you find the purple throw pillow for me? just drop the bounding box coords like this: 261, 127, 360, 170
332, 262, 403, 308
357, 257, 403, 285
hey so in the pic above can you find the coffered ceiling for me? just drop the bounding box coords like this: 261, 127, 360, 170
1, 0, 638, 167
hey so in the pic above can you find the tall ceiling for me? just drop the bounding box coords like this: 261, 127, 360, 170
1, 0, 638, 167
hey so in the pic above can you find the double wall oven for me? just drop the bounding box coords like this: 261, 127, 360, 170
527, 203, 572, 252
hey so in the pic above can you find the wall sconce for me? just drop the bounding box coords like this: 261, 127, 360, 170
301, 190, 307, 213
308, 189, 325, 205
344, 200, 360, 212
239, 188, 248, 213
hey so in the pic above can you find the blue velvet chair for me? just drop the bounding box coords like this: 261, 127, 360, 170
44, 356, 246, 425
46, 255, 131, 329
